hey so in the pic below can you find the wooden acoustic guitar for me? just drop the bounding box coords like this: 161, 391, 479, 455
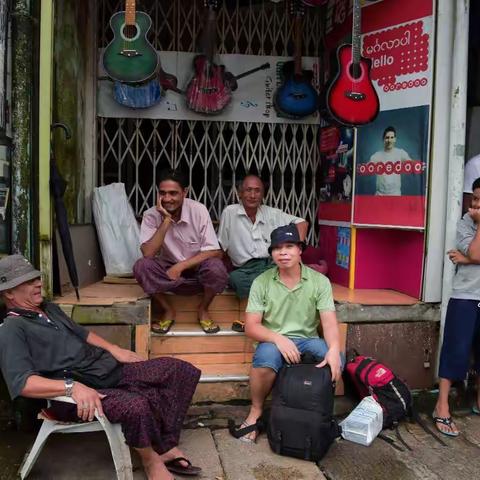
326, 0, 379, 126
103, 0, 158, 83
273, 0, 319, 119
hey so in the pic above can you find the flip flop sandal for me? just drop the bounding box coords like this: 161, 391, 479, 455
165, 457, 202, 476
231, 320, 245, 332
432, 411, 459, 437
199, 318, 220, 334
228, 419, 259, 444
151, 319, 175, 334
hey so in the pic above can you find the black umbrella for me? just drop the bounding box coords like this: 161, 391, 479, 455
50, 123, 80, 300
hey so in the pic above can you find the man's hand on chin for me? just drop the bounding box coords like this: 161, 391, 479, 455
468, 207, 480, 223
316, 347, 342, 382
110, 345, 143, 363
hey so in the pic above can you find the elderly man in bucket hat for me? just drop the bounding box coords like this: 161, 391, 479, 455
231, 225, 343, 443
0, 254, 202, 480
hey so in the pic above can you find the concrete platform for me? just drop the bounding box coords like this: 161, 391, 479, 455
4, 412, 480, 480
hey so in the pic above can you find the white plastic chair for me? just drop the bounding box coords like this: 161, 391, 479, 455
19, 396, 133, 480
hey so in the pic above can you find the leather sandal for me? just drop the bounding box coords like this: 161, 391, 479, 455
151, 319, 175, 334
199, 318, 220, 334
432, 410, 459, 437
231, 320, 245, 332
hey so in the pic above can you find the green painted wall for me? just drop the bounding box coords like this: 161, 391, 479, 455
52, 0, 89, 223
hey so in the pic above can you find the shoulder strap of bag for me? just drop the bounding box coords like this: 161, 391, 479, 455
410, 407, 447, 447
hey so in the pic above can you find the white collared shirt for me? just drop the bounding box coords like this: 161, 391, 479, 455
217, 204, 305, 267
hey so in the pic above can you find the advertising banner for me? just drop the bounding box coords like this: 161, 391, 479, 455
320, 0, 434, 228
353, 105, 429, 227
97, 52, 322, 125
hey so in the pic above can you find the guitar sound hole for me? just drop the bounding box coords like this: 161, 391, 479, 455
122, 24, 139, 40
349, 63, 361, 80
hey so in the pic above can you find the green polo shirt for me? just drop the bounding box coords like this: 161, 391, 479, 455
246, 264, 335, 338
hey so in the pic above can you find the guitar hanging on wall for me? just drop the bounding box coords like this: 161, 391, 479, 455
186, 0, 269, 115
273, 0, 319, 119
185, 0, 231, 114
103, 0, 158, 83
326, 0, 379, 126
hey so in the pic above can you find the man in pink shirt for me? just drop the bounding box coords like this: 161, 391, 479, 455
133, 169, 228, 334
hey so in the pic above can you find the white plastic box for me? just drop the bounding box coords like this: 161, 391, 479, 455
340, 396, 383, 446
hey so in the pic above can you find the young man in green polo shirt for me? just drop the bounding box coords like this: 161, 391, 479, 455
239, 224, 343, 442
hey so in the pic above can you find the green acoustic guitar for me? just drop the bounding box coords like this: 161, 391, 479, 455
103, 0, 158, 83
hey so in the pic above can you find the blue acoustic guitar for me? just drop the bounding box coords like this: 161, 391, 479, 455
103, 0, 158, 83
274, 1, 319, 119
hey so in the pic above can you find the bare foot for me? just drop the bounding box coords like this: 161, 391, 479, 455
159, 446, 188, 467
238, 407, 262, 442
154, 294, 176, 321
135, 447, 174, 480
198, 309, 220, 333
143, 460, 174, 480
433, 405, 459, 436
434, 403, 450, 419
198, 309, 211, 322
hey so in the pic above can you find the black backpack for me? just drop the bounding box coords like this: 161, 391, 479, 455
267, 354, 341, 461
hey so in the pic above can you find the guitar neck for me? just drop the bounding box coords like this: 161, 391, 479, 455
352, 0, 362, 66
290, 0, 305, 77
293, 14, 303, 76
234, 63, 270, 81
125, 0, 136, 25
201, 2, 218, 63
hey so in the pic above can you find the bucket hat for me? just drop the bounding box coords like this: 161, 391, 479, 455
0, 254, 42, 292
268, 224, 306, 254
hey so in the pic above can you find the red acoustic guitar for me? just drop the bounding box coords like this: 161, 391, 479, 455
185, 0, 231, 114
327, 0, 379, 126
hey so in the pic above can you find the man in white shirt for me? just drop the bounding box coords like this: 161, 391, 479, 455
463, 154, 480, 213
217, 175, 308, 331
370, 126, 411, 196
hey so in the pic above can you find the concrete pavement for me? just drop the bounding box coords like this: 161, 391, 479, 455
2, 411, 480, 479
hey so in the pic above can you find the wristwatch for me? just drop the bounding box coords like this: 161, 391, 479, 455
64, 378, 74, 397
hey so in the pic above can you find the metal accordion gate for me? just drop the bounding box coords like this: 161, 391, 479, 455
96, 0, 323, 242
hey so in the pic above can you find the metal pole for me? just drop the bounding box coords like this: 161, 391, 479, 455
10, 0, 32, 257
439, 0, 470, 355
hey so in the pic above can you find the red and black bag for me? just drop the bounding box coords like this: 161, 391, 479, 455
345, 350, 446, 448
345, 352, 412, 428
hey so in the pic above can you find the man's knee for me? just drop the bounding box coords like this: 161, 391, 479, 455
199, 257, 228, 290
252, 342, 284, 372
303, 338, 329, 359
124, 396, 151, 420
133, 256, 156, 278
228, 270, 251, 299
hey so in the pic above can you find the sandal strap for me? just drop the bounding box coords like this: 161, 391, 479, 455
168, 457, 192, 467
228, 419, 258, 439
156, 319, 173, 329
199, 319, 218, 331
433, 415, 454, 426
